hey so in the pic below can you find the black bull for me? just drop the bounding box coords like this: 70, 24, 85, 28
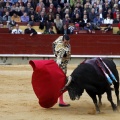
64, 58, 120, 112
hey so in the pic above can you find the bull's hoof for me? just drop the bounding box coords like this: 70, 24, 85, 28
96, 111, 100, 114
113, 104, 117, 111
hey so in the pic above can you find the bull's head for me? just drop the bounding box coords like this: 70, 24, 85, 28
61, 76, 82, 100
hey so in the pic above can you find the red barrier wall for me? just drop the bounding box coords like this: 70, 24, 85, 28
0, 34, 120, 55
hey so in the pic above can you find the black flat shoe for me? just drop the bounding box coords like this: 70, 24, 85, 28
59, 104, 70, 107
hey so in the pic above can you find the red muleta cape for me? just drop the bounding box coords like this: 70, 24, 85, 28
29, 60, 66, 108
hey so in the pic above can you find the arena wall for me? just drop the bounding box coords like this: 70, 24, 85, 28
0, 34, 120, 65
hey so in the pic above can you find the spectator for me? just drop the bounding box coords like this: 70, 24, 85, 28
62, 14, 71, 26
96, 0, 103, 9
80, 14, 90, 29
84, 2, 92, 14
11, 11, 21, 22
24, 23, 37, 36
113, 14, 120, 23
52, 0, 59, 8
89, 8, 96, 22
55, 6, 63, 19
112, 5, 119, 19
71, 7, 81, 19
25, 2, 31, 14
2, 11, 11, 22
102, 1, 110, 18
46, 3, 56, 13
61, 24, 71, 34
103, 13, 113, 24
7, 19, 16, 30
93, 13, 103, 30
75, 2, 83, 14
45, 13, 54, 30
35, 0, 45, 14
92, 2, 99, 14
62, 2, 71, 13
38, 11, 46, 30
72, 13, 81, 23
29, 14, 37, 22
54, 14, 63, 34
43, 26, 55, 34
11, 24, 23, 34
10, 3, 16, 12
28, 7, 39, 21
0, 0, 6, 8
18, 0, 25, 7
25, 0, 34, 8
63, 8, 71, 18
46, 8, 54, 19
18, 6, 26, 16
4, 1, 11, 11
103, 24, 113, 33
98, 8, 104, 19
107, 8, 114, 19
45, 0, 53, 8
84, 22, 93, 33
20, 12, 29, 22
48, 26, 55, 34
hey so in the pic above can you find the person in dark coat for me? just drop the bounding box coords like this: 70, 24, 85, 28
24, 23, 37, 36
61, 24, 71, 34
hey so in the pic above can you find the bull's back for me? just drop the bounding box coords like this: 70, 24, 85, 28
72, 63, 106, 94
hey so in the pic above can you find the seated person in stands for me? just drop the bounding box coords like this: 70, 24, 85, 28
72, 13, 81, 24
11, 11, 21, 22
7, 20, 16, 30
43, 26, 55, 34
103, 14, 113, 24
79, 14, 90, 29
103, 24, 113, 33
61, 24, 71, 34
113, 14, 120, 23
47, 26, 55, 34
20, 12, 29, 22
24, 23, 37, 36
93, 13, 103, 30
2, 11, 11, 22
11, 24, 23, 34
84, 22, 93, 33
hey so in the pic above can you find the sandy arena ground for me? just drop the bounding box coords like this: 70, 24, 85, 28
0, 64, 120, 120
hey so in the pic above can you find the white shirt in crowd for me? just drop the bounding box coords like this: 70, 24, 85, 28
104, 18, 113, 24
11, 29, 23, 34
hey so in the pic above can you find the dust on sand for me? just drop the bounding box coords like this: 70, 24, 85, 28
0, 64, 120, 120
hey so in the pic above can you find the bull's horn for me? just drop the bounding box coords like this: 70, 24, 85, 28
65, 76, 72, 86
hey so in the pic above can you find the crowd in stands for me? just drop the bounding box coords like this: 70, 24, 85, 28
0, 0, 120, 34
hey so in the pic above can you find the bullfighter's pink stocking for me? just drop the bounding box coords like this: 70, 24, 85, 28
59, 94, 66, 104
